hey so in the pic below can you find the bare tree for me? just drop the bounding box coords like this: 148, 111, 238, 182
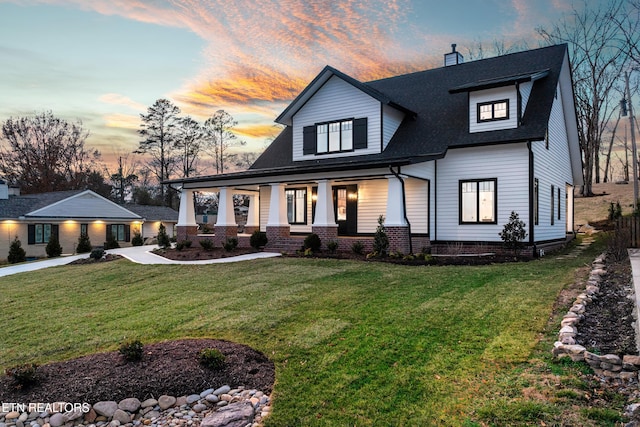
136, 99, 180, 205
176, 116, 204, 178
0, 111, 101, 194
107, 153, 139, 203
465, 38, 531, 61
202, 110, 246, 174
537, 0, 633, 195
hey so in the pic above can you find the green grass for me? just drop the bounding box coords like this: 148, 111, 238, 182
0, 236, 621, 426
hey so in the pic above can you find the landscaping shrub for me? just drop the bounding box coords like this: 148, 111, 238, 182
118, 340, 144, 362
607, 228, 630, 261
608, 201, 622, 220
76, 233, 92, 253
327, 240, 338, 254
373, 215, 389, 257
199, 238, 214, 251
157, 223, 171, 249
5, 363, 38, 388
104, 231, 120, 250
8, 236, 26, 264
131, 232, 144, 246
199, 348, 226, 370
250, 230, 268, 250
499, 211, 527, 256
90, 247, 105, 260
351, 240, 364, 255
176, 240, 192, 251
222, 237, 238, 252
304, 233, 321, 252
45, 233, 62, 258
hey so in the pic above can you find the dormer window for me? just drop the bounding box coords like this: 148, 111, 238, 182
303, 118, 367, 155
478, 99, 509, 122
317, 119, 353, 153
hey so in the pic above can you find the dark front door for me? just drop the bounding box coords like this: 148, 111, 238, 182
334, 185, 358, 235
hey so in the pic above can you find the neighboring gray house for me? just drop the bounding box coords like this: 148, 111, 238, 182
167, 44, 582, 255
0, 185, 177, 259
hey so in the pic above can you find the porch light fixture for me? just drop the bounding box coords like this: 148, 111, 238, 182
312, 194, 318, 202
348, 192, 358, 201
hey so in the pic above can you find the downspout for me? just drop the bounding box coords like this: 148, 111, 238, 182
528, 142, 536, 256
389, 165, 412, 254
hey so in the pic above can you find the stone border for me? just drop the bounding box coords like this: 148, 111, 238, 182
552, 253, 640, 381
0, 385, 271, 427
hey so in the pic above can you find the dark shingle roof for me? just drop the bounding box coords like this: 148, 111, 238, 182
250, 44, 567, 172
0, 190, 82, 219
125, 204, 178, 222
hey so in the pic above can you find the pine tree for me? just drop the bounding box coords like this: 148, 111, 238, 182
45, 233, 62, 258
8, 237, 26, 264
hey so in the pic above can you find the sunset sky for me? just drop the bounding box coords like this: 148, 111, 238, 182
0, 0, 597, 173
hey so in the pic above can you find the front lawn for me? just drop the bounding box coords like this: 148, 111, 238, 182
0, 237, 614, 425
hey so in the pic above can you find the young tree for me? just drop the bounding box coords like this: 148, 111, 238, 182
8, 237, 26, 264
203, 110, 246, 174
0, 111, 100, 194
176, 116, 204, 178
108, 154, 139, 204
136, 99, 180, 205
499, 211, 528, 257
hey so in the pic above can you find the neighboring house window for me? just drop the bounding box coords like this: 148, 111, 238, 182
557, 187, 561, 220
551, 185, 555, 225
27, 224, 59, 245
534, 179, 539, 226
477, 99, 509, 122
81, 223, 88, 236
107, 224, 130, 242
460, 179, 496, 223
303, 118, 367, 155
286, 188, 307, 224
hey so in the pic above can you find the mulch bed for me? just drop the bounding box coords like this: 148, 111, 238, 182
576, 257, 638, 356
153, 247, 258, 261
0, 339, 275, 403
67, 254, 123, 265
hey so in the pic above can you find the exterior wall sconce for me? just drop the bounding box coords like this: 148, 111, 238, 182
348, 192, 358, 201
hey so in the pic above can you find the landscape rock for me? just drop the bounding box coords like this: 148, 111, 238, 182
93, 402, 118, 418
111, 410, 131, 425
118, 398, 141, 413
48, 414, 64, 427
158, 396, 177, 411
201, 402, 254, 427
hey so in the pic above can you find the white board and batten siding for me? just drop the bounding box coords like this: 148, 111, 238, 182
469, 86, 518, 133
292, 75, 382, 161
436, 143, 530, 242
532, 81, 574, 241
519, 81, 533, 117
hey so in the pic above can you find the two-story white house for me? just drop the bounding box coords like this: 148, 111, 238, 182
168, 44, 582, 255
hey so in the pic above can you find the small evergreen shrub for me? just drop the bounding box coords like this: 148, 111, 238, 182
499, 211, 528, 256
157, 223, 171, 249
131, 232, 144, 246
608, 201, 623, 221
5, 363, 38, 388
373, 215, 389, 257
199, 238, 215, 251
222, 237, 238, 252
199, 348, 226, 370
327, 240, 339, 254
351, 240, 364, 255
45, 234, 62, 258
304, 233, 322, 252
8, 237, 26, 264
76, 233, 92, 253
250, 230, 268, 249
90, 247, 105, 260
118, 340, 144, 362
104, 231, 120, 250
176, 240, 192, 251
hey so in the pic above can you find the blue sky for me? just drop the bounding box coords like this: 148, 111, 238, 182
0, 0, 585, 171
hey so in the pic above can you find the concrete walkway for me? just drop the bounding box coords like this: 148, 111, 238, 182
0, 245, 282, 278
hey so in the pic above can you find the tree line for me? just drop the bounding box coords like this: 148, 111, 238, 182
0, 100, 257, 208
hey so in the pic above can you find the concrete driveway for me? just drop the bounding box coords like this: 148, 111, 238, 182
0, 245, 281, 278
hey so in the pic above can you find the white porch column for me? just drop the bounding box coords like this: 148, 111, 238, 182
313, 179, 337, 226
246, 194, 260, 228
267, 183, 289, 226
216, 187, 237, 226
385, 175, 407, 226
177, 189, 197, 226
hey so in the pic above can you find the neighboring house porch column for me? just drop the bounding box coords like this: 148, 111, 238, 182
385, 175, 410, 254
215, 187, 238, 244
244, 194, 260, 235
266, 183, 290, 244
177, 188, 198, 241
312, 179, 338, 243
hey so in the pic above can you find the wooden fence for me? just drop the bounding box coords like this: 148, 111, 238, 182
616, 216, 640, 248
